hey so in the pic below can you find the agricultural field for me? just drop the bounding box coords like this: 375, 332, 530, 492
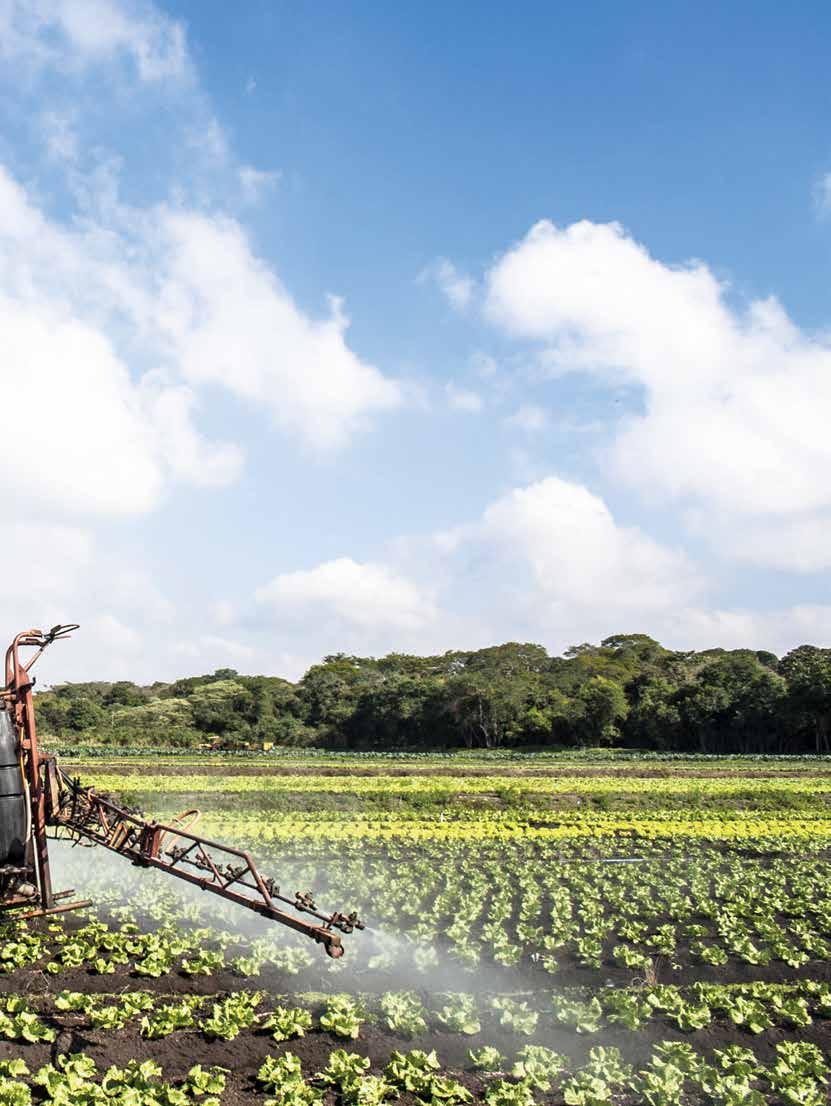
2, 752, 831, 1105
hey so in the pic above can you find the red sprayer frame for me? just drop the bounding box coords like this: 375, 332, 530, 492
0, 626, 363, 957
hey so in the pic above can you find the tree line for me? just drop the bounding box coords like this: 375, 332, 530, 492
33, 635, 831, 754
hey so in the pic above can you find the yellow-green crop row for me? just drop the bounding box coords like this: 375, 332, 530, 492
189, 808, 831, 844
81, 772, 831, 798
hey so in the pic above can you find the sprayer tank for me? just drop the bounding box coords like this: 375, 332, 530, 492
0, 711, 25, 865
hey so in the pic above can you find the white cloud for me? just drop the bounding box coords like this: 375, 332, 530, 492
359, 475, 703, 660
0, 0, 412, 687
0, 1, 402, 479
0, 168, 240, 515
173, 634, 255, 665
506, 403, 547, 432
155, 211, 402, 450
238, 165, 279, 204
446, 383, 483, 413
0, 0, 189, 81
485, 219, 831, 570
384, 476, 831, 662
92, 612, 141, 651
256, 558, 435, 633
146, 383, 243, 488
0, 296, 162, 515
211, 600, 236, 628
0, 162, 402, 502
42, 110, 79, 162
815, 172, 831, 214
190, 116, 230, 163
692, 512, 831, 574
419, 258, 474, 311
672, 604, 831, 657
478, 476, 701, 616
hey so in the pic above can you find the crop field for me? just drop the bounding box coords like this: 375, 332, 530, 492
2, 753, 831, 1106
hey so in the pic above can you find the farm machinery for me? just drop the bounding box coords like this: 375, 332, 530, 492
0, 625, 362, 958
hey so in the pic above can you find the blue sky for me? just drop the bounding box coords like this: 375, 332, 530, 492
1, 0, 831, 684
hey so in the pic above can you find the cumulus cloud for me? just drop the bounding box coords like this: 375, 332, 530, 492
672, 604, 831, 657
228, 469, 831, 678
1, 297, 160, 514
0, 159, 401, 505
485, 219, 831, 570
0, 0, 189, 81
419, 258, 474, 310
0, 168, 240, 515
156, 212, 402, 450
0, 523, 183, 684
382, 476, 828, 662
251, 477, 699, 667
256, 558, 435, 634
469, 476, 701, 627
0, 0, 408, 683
237, 165, 279, 204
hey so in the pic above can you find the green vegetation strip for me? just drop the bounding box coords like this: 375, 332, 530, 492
80, 771, 831, 796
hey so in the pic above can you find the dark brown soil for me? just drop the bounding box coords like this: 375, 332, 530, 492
2, 995, 830, 1106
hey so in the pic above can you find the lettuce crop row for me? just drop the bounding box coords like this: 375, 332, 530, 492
23, 980, 831, 1047
179, 806, 831, 845
262, 840, 831, 975
22, 835, 831, 979
0, 1038, 827, 1106
0, 1054, 228, 1106
81, 770, 831, 799
0, 912, 315, 981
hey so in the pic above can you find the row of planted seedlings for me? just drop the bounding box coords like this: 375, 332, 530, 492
0, 916, 318, 981
81, 769, 831, 799
19, 839, 831, 981
252, 1040, 831, 1106
303, 841, 831, 974
8, 978, 831, 1048
0, 1031, 828, 1106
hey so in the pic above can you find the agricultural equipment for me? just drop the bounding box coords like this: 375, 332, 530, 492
0, 626, 362, 958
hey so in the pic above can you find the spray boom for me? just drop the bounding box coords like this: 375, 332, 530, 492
0, 626, 363, 958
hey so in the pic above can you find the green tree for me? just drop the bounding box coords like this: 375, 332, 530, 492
781, 646, 831, 753
675, 654, 787, 753
577, 676, 629, 744
103, 681, 144, 707
189, 680, 254, 737
446, 672, 530, 748
66, 698, 105, 732
624, 674, 681, 749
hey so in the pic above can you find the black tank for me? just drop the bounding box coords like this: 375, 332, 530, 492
0, 711, 25, 865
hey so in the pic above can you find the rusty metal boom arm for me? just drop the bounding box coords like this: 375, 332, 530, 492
45, 765, 361, 957
1, 624, 363, 957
